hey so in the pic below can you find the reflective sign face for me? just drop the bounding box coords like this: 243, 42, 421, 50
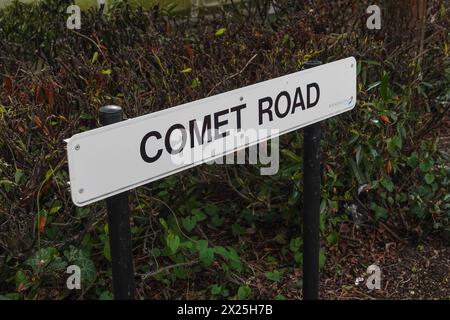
67, 57, 357, 206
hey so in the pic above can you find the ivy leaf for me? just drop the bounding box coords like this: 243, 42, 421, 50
370, 203, 388, 220
237, 286, 251, 299
26, 247, 67, 273
201, 248, 214, 266
214, 246, 242, 271
196, 240, 214, 266
289, 237, 301, 252
211, 214, 225, 227
265, 270, 282, 282
419, 158, 434, 172
99, 291, 113, 300
182, 216, 197, 232
407, 152, 419, 168
387, 135, 402, 155
64, 246, 97, 285
211, 284, 222, 295
326, 231, 339, 246
166, 234, 180, 254
192, 208, 206, 221
424, 173, 435, 184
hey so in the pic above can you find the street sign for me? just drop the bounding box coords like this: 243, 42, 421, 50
67, 56, 356, 206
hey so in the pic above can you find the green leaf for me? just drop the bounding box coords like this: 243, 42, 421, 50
14, 169, 24, 184
419, 158, 434, 172
191, 77, 200, 89
201, 249, 214, 266
101, 69, 112, 75
166, 233, 180, 254
0, 179, 14, 192
211, 284, 222, 295
99, 291, 113, 300
15, 270, 30, 290
26, 247, 67, 273
180, 67, 192, 73
196, 240, 208, 252
49, 204, 62, 215
231, 223, 245, 237
380, 72, 389, 101
289, 237, 302, 252
44, 169, 53, 180
294, 251, 302, 265
196, 240, 214, 266
265, 270, 282, 282
192, 208, 206, 221
103, 237, 111, 262
326, 231, 339, 246
350, 159, 365, 184
387, 136, 402, 155
64, 246, 97, 285
182, 216, 197, 232
281, 149, 301, 163
211, 214, 225, 227
381, 178, 394, 192
215, 28, 226, 36
76, 207, 90, 219
355, 145, 363, 165
214, 246, 242, 271
319, 248, 326, 270
424, 173, 435, 184
150, 248, 161, 257
370, 203, 388, 220
407, 152, 419, 168
237, 286, 251, 300
275, 294, 286, 300
225, 248, 242, 271
91, 51, 99, 64
205, 205, 219, 216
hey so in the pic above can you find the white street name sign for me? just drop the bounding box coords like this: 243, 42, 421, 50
67, 57, 357, 206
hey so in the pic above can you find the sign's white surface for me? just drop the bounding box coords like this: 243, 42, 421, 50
67, 57, 357, 206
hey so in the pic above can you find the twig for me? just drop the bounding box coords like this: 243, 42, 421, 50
207, 54, 258, 97
140, 260, 198, 280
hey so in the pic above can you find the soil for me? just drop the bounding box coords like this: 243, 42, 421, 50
318, 223, 450, 300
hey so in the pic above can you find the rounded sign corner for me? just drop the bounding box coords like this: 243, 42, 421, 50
70, 189, 85, 207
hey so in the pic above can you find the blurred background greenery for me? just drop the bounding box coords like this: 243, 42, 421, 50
0, 0, 234, 11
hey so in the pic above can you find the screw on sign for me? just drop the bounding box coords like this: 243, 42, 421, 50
65, 57, 357, 299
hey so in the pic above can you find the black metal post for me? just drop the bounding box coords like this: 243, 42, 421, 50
99, 105, 135, 300
302, 61, 322, 300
